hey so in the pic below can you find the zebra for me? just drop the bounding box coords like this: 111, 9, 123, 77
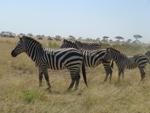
11, 36, 88, 91
103, 47, 150, 81
75, 40, 101, 50
145, 51, 150, 59
60, 39, 113, 81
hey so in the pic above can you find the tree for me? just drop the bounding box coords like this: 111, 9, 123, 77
27, 33, 33, 37
126, 39, 132, 44
115, 36, 124, 42
133, 34, 142, 41
78, 37, 83, 41
102, 36, 109, 43
68, 35, 76, 41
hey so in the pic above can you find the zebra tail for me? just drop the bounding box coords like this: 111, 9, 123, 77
111, 61, 114, 68
82, 62, 88, 87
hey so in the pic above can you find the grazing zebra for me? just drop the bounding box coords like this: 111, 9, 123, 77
11, 36, 87, 91
60, 39, 113, 81
103, 47, 150, 81
75, 40, 101, 50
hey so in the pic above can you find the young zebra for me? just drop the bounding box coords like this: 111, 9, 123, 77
60, 39, 113, 81
75, 40, 101, 50
11, 36, 87, 91
103, 47, 150, 81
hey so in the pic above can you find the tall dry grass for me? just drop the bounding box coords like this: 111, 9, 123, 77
0, 37, 150, 113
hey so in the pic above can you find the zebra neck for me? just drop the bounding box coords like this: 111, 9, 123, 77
26, 45, 44, 62
112, 53, 127, 63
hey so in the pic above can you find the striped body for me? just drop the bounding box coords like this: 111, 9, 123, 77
83, 49, 106, 67
11, 36, 87, 91
41, 48, 83, 70
60, 39, 113, 81
104, 48, 149, 81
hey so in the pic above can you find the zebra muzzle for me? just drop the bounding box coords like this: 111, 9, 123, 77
11, 50, 17, 57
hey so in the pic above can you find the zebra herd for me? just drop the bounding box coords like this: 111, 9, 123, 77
11, 36, 150, 92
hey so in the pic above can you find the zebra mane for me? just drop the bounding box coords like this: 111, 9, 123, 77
62, 39, 78, 48
107, 47, 120, 53
21, 36, 42, 48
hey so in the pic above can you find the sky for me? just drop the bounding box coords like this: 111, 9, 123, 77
0, 0, 150, 42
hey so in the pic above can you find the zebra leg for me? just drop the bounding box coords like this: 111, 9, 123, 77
109, 69, 113, 82
68, 71, 77, 91
68, 76, 76, 91
122, 71, 124, 80
103, 65, 109, 82
74, 74, 80, 90
38, 67, 43, 87
39, 71, 43, 87
104, 74, 108, 82
104, 68, 112, 82
43, 70, 51, 91
139, 67, 145, 81
118, 71, 122, 82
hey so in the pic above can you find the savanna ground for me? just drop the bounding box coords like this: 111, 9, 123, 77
0, 38, 150, 113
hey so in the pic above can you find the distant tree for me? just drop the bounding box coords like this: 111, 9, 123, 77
36, 35, 43, 40
0, 31, 16, 38
133, 34, 142, 41
109, 39, 113, 43
18, 33, 25, 37
133, 34, 142, 44
78, 37, 83, 41
126, 39, 132, 44
27, 33, 33, 37
102, 36, 109, 43
55, 35, 62, 41
47, 36, 53, 40
115, 36, 124, 42
68, 35, 76, 41
96, 37, 101, 42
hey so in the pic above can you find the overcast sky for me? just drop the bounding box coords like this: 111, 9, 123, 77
0, 0, 150, 42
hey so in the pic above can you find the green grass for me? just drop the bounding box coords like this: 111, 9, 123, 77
0, 38, 150, 113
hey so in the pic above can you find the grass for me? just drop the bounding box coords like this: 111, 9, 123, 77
0, 37, 150, 113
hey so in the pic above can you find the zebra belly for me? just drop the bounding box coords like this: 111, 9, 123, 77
126, 63, 137, 69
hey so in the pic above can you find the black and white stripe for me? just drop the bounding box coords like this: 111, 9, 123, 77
60, 39, 113, 81
11, 36, 87, 91
103, 47, 150, 81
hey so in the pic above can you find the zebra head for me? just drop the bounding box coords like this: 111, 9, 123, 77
60, 39, 78, 49
103, 48, 120, 61
145, 51, 150, 58
11, 37, 26, 57
103, 48, 112, 61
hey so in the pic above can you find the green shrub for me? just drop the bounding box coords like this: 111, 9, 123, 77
21, 90, 39, 103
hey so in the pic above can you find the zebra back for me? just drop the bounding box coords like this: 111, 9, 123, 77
75, 40, 101, 50
60, 39, 79, 49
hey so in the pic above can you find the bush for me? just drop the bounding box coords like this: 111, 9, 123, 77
21, 90, 40, 103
